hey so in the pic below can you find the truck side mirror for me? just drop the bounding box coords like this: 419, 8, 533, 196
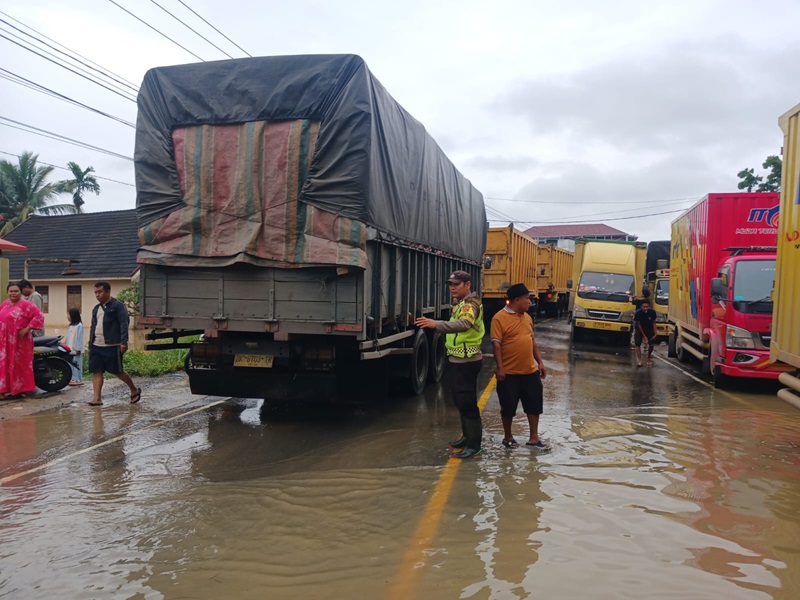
566, 279, 573, 289
710, 277, 727, 303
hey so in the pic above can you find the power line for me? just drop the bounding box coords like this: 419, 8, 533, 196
0, 10, 139, 92
0, 30, 137, 102
148, 0, 234, 59
177, 0, 251, 57
485, 195, 701, 205
0, 22, 138, 99
514, 208, 687, 225
108, 0, 207, 62
0, 67, 135, 128
0, 117, 133, 162
533, 198, 696, 223
0, 150, 135, 187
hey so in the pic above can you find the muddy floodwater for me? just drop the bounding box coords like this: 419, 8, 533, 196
1, 320, 799, 599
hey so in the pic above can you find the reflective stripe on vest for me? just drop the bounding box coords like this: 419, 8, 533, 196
445, 298, 484, 359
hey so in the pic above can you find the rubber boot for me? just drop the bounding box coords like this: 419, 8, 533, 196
452, 417, 482, 459
448, 415, 468, 449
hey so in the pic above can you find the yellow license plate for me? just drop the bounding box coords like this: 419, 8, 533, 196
594, 322, 614, 329
234, 354, 274, 368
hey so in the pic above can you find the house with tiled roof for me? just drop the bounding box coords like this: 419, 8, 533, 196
2, 210, 140, 345
522, 223, 636, 251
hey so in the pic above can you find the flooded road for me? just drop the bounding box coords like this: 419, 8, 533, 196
2, 319, 800, 599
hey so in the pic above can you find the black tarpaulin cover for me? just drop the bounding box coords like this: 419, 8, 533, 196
134, 54, 486, 264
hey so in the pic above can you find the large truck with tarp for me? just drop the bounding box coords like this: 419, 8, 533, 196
645, 240, 671, 339
482, 225, 538, 318
535, 244, 573, 318
134, 55, 486, 401
568, 239, 647, 343
772, 102, 800, 408
667, 192, 791, 388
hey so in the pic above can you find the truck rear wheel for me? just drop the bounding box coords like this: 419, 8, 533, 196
675, 334, 691, 363
427, 332, 446, 383
667, 331, 677, 358
406, 329, 429, 396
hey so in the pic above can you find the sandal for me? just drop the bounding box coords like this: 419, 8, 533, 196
647, 361, 653, 367
84, 401, 103, 407
526, 440, 550, 450
502, 439, 521, 449
130, 388, 142, 404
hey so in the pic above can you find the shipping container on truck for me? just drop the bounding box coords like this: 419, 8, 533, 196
772, 102, 800, 408
482, 225, 538, 318
567, 239, 647, 344
645, 240, 671, 339
134, 55, 486, 402
535, 244, 573, 318
667, 192, 791, 388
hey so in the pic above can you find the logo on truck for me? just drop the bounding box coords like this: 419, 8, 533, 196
747, 205, 780, 228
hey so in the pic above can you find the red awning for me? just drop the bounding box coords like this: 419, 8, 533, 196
0, 239, 28, 252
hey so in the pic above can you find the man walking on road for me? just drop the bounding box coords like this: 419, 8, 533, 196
634, 299, 658, 368
491, 283, 549, 450
416, 270, 485, 459
85, 281, 141, 407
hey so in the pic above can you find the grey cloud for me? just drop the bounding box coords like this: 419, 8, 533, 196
462, 155, 539, 171
495, 37, 800, 152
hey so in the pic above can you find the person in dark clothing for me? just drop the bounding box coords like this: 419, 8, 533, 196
85, 281, 141, 407
633, 300, 658, 367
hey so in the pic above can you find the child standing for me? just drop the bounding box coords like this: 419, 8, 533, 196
66, 307, 84, 385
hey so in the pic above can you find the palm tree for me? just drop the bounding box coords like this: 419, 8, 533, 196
0, 151, 76, 236
64, 161, 101, 212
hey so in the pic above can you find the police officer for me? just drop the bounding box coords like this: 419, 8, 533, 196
416, 270, 485, 458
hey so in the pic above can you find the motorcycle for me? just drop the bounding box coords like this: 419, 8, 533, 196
33, 336, 74, 392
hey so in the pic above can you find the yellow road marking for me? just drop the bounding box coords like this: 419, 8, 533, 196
0, 400, 227, 486
387, 375, 496, 600
652, 355, 762, 410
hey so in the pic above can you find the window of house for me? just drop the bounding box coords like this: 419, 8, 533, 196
35, 285, 49, 313
67, 285, 82, 312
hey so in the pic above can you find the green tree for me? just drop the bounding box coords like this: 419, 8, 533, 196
759, 155, 782, 192
0, 151, 76, 235
736, 167, 763, 192
736, 155, 782, 193
63, 161, 101, 212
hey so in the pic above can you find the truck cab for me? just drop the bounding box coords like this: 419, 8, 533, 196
647, 266, 670, 339
569, 240, 647, 343
709, 248, 790, 386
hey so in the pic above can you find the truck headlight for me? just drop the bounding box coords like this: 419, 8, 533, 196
726, 325, 755, 349
656, 313, 668, 323
619, 310, 634, 323
573, 306, 587, 318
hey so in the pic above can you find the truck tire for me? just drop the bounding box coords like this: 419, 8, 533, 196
667, 331, 677, 358
427, 332, 446, 383
406, 329, 429, 396
713, 365, 730, 389
571, 322, 584, 343
675, 334, 691, 364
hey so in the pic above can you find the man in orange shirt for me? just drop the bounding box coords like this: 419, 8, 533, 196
490, 283, 549, 450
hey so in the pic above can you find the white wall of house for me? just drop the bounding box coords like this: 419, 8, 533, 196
25, 278, 136, 349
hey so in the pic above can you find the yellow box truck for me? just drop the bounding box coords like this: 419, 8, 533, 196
568, 239, 647, 343
535, 244, 574, 318
772, 102, 800, 408
483, 225, 538, 317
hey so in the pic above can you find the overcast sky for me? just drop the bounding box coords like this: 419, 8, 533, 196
2, 0, 799, 244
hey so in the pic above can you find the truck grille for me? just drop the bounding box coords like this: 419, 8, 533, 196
587, 310, 621, 321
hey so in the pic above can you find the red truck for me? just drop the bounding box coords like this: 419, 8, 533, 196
667, 192, 792, 387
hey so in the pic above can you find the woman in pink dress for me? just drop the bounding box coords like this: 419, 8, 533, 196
0, 282, 45, 399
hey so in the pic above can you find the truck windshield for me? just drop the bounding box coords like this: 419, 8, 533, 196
655, 279, 669, 306
577, 272, 634, 301
733, 259, 776, 302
